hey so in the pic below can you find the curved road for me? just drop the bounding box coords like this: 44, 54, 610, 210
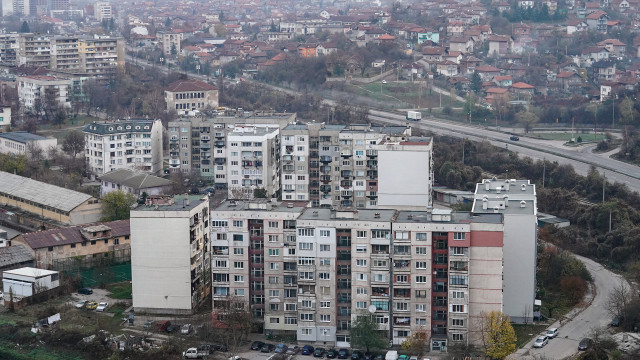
516, 255, 626, 359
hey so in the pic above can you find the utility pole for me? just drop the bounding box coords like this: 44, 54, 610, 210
612, 93, 615, 129
602, 172, 606, 203
462, 139, 465, 164
542, 158, 545, 188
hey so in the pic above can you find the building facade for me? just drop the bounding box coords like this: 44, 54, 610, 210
17, 75, 72, 110
211, 201, 504, 351
94, 1, 112, 21
131, 195, 210, 315
164, 79, 219, 115
158, 31, 183, 56
83, 119, 164, 176
0, 131, 57, 158
472, 178, 537, 323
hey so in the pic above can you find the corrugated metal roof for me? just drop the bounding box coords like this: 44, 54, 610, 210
0, 244, 34, 268
20, 219, 130, 249
0, 171, 94, 212
99, 169, 173, 190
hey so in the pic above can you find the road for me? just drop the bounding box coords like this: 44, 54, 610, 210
513, 255, 626, 359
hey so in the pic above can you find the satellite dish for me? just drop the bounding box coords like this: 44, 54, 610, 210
368, 305, 377, 314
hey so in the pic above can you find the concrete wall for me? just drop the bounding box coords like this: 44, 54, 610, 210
378, 149, 431, 208
131, 213, 192, 314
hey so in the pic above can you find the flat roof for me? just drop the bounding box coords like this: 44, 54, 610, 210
475, 179, 535, 196
0, 171, 94, 212
298, 208, 396, 222
3, 267, 58, 277
395, 211, 502, 224
0, 131, 51, 143
99, 169, 173, 189
214, 200, 307, 212
472, 198, 536, 215
133, 195, 207, 212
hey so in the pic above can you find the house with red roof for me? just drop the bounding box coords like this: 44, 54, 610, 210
510, 82, 535, 97
164, 79, 219, 115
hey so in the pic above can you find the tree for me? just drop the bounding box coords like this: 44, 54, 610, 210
470, 71, 483, 93
53, 109, 66, 127
401, 328, 428, 356
253, 188, 267, 198
19, 21, 30, 33
101, 190, 136, 221
62, 130, 85, 160
607, 280, 632, 320
349, 312, 388, 353
214, 23, 228, 37
212, 297, 254, 359
479, 311, 516, 360
516, 110, 539, 133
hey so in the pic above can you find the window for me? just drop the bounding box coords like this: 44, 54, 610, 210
371, 230, 390, 239
285, 317, 297, 325
373, 259, 388, 267
233, 234, 243, 241
299, 242, 313, 250
450, 275, 468, 286
452, 333, 464, 341
268, 235, 279, 242
270, 263, 279, 270
299, 272, 314, 280
320, 314, 331, 322
320, 301, 331, 308
415, 247, 427, 255
70, 243, 76, 248
300, 313, 314, 321
270, 317, 280, 324
298, 257, 315, 266
415, 261, 427, 269
415, 290, 427, 298
319, 272, 330, 280
285, 303, 297, 311
235, 289, 245, 296
232, 220, 243, 227
452, 291, 465, 299
454, 232, 466, 240
234, 262, 244, 269
356, 287, 367, 295
270, 303, 280, 311
268, 249, 279, 256
269, 290, 280, 297
356, 301, 367, 309
298, 228, 314, 237
356, 230, 367, 238
215, 260, 228, 268
320, 230, 330, 237
301, 328, 313, 335
356, 259, 367, 267
269, 221, 279, 228
452, 305, 465, 313
396, 275, 408, 283
415, 318, 427, 325
395, 231, 409, 239
415, 304, 426, 312
356, 245, 367, 253
318, 244, 330, 252
374, 274, 386, 282
234, 275, 244, 282
395, 302, 408, 311
415, 232, 427, 241
451, 247, 469, 256
233, 248, 244, 255
357, 273, 367, 281
452, 318, 465, 327
269, 276, 279, 284
320, 258, 331, 266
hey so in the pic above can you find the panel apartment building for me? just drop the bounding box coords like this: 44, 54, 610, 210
210, 200, 504, 352
16, 34, 125, 75
472, 178, 537, 323
131, 195, 210, 314
280, 123, 433, 209
167, 112, 296, 181
84, 119, 164, 176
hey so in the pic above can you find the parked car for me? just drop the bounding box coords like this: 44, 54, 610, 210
74, 300, 88, 309
326, 349, 338, 358
364, 353, 375, 360
275, 344, 288, 353
398, 355, 410, 360
374, 354, 384, 360
181, 324, 192, 334
338, 349, 349, 359
78, 288, 93, 295
409, 356, 418, 360
352, 351, 363, 360
183, 347, 210, 359
166, 324, 180, 333
611, 316, 622, 327
261, 344, 275, 353
85, 301, 98, 310
286, 346, 300, 355
96, 302, 108, 312
155, 320, 171, 332
143, 320, 154, 329
213, 344, 228, 352
251, 341, 265, 351
314, 347, 326, 357
578, 338, 593, 351
510, 135, 520, 141
546, 328, 559, 338
302, 345, 315, 355
533, 336, 549, 348
203, 187, 215, 195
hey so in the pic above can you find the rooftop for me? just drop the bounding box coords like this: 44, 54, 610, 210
133, 195, 207, 212
165, 79, 217, 92
99, 169, 173, 190
298, 208, 396, 222
395, 210, 502, 224
0, 131, 52, 143
3, 267, 58, 278
20, 220, 130, 249
214, 200, 307, 212
0, 171, 94, 213
83, 119, 158, 135
474, 178, 536, 196
0, 244, 34, 268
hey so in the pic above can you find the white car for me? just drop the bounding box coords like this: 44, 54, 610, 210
74, 300, 87, 309
181, 324, 192, 334
96, 302, 108, 312
533, 336, 548, 348
546, 328, 559, 338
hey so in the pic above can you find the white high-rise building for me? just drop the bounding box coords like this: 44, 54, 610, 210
83, 119, 164, 176
131, 195, 210, 315
94, 1, 111, 21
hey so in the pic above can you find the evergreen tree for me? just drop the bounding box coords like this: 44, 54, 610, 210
471, 71, 483, 93
19, 21, 30, 33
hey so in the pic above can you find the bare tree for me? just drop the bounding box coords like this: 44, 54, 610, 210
62, 130, 86, 160
607, 280, 632, 320
212, 297, 254, 358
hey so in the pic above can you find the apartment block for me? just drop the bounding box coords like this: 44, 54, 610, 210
210, 200, 504, 352
164, 79, 219, 115
167, 112, 296, 182
17, 75, 72, 110
17, 34, 52, 68
158, 31, 183, 56
131, 195, 210, 315
78, 35, 125, 75
472, 178, 537, 323
83, 119, 164, 176
281, 123, 431, 209
94, 1, 111, 22
0, 33, 18, 64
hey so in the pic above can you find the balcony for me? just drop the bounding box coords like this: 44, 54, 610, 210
393, 260, 410, 269
200, 143, 211, 150
371, 287, 389, 297
320, 185, 331, 193
320, 155, 332, 163
215, 158, 226, 165
341, 170, 353, 178
201, 136, 210, 142
320, 176, 331, 183
394, 317, 411, 326
366, 150, 377, 157
367, 192, 378, 199
215, 141, 225, 148
340, 151, 352, 157
340, 180, 352, 188
340, 200, 352, 207
320, 166, 331, 174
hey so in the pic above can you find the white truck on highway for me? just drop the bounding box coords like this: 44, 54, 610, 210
406, 111, 422, 121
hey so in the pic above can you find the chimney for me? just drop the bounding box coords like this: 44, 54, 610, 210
504, 179, 510, 191
482, 198, 488, 210
503, 195, 509, 207
493, 206, 500, 213
521, 184, 526, 191
374, 212, 381, 219
484, 179, 491, 191
520, 200, 526, 208
185, 197, 190, 207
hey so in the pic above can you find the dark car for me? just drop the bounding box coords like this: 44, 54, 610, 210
261, 344, 275, 353
166, 324, 179, 333
251, 341, 265, 351
364, 353, 374, 360
327, 349, 338, 359
190, 187, 200, 195
352, 351, 363, 360
314, 348, 326, 358
611, 316, 622, 327
510, 135, 520, 141
373, 355, 384, 360
275, 344, 288, 354
214, 344, 228, 352
203, 187, 215, 195
338, 349, 350, 359
302, 345, 315, 355
78, 288, 93, 295
578, 338, 593, 351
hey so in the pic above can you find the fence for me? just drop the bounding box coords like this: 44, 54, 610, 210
52, 248, 132, 287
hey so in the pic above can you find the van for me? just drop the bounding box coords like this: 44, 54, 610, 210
385, 351, 398, 360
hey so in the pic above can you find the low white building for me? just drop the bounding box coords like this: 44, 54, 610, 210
17, 75, 72, 111
99, 169, 173, 197
0, 106, 11, 132
2, 267, 59, 299
0, 131, 58, 158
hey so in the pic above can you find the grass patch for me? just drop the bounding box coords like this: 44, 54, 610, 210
348, 82, 464, 109
107, 282, 132, 299
529, 132, 602, 142
513, 323, 549, 348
